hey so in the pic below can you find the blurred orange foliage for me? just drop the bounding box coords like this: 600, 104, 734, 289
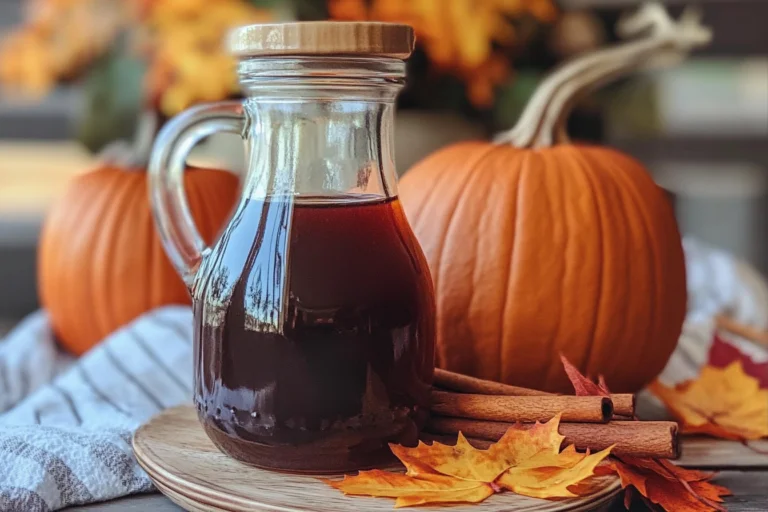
0, 0, 271, 115
328, 0, 558, 107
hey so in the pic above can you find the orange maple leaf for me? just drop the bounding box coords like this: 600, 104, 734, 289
598, 457, 731, 512
560, 355, 734, 511
650, 361, 768, 441
327, 415, 613, 507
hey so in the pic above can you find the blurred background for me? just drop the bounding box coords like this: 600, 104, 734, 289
0, 0, 766, 324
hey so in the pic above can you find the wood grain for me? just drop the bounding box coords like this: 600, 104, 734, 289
133, 405, 621, 512
229, 22, 415, 58
61, 471, 768, 512
431, 390, 614, 423
678, 436, 768, 469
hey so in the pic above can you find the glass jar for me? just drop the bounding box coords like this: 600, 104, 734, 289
148, 22, 435, 472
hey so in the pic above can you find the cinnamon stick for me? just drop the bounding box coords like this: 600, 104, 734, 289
434, 368, 550, 397
431, 390, 613, 423
433, 368, 635, 417
609, 395, 636, 419
426, 417, 679, 459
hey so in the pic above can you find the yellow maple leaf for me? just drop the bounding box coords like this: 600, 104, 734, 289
327, 415, 613, 507
650, 361, 768, 441
328, 470, 495, 508
498, 444, 613, 499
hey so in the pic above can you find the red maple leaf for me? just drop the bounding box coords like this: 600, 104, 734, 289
708, 334, 768, 388
559, 354, 611, 395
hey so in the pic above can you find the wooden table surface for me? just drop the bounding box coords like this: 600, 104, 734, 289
65, 401, 768, 512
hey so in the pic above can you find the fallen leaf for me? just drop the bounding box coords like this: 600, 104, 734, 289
650, 361, 768, 440
560, 355, 734, 510
327, 415, 612, 507
708, 334, 768, 388
498, 444, 613, 498
560, 354, 611, 395
328, 470, 495, 508
600, 456, 731, 512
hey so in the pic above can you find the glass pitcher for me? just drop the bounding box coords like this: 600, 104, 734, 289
148, 22, 435, 472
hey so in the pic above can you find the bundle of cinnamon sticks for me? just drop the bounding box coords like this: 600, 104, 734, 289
424, 368, 679, 459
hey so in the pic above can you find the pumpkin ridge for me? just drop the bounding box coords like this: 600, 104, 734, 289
430, 144, 502, 372
586, 149, 665, 389
567, 146, 609, 381
622, 151, 686, 370
141, 185, 155, 312
117, 175, 147, 327
69, 171, 122, 346
440, 145, 503, 375
589, 151, 634, 381
48, 174, 89, 345
402, 145, 474, 226
579, 147, 644, 384
582, 146, 656, 380
93, 170, 138, 342
401, 148, 451, 233
470, 148, 523, 382
106, 172, 145, 339
537, 148, 568, 389
498, 149, 532, 384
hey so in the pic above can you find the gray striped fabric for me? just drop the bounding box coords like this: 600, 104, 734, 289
0, 307, 192, 511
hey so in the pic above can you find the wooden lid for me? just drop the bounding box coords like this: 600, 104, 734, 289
229, 22, 415, 59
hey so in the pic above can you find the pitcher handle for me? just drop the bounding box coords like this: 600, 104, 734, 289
148, 101, 246, 290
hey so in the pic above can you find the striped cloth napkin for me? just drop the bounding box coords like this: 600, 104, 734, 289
0, 306, 192, 512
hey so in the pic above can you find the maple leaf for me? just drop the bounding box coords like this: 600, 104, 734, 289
599, 457, 731, 512
327, 415, 612, 507
708, 334, 768, 388
328, 470, 495, 508
649, 361, 768, 440
560, 354, 733, 510
560, 354, 611, 395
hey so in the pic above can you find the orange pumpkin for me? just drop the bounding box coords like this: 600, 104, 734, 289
38, 163, 238, 354
398, 6, 710, 392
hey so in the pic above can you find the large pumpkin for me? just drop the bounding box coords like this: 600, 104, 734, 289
39, 162, 238, 354
399, 7, 709, 392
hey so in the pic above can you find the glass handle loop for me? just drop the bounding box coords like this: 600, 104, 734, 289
148, 101, 246, 290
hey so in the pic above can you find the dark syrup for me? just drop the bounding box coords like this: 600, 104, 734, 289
193, 195, 435, 472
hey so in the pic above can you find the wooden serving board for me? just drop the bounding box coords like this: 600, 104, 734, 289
133, 406, 621, 512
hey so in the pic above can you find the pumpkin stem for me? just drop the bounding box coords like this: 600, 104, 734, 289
495, 3, 711, 148
99, 110, 159, 169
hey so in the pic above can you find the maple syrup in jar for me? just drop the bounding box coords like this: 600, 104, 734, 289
148, 23, 436, 472
194, 195, 434, 471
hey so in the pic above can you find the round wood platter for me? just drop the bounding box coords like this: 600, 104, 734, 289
133, 406, 622, 512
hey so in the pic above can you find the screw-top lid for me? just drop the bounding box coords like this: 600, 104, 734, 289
228, 22, 415, 59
